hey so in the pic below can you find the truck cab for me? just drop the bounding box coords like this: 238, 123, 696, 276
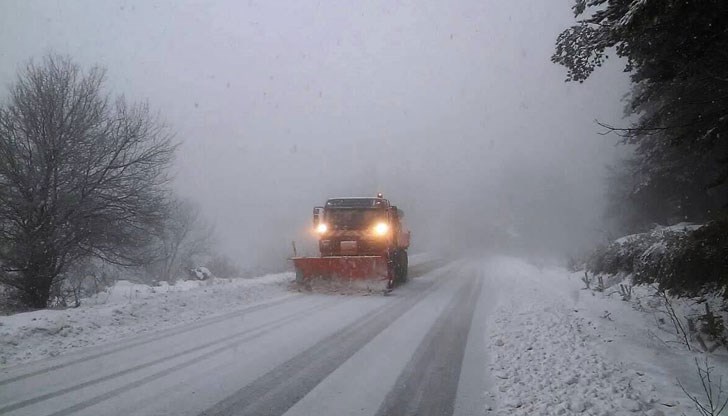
313, 197, 409, 257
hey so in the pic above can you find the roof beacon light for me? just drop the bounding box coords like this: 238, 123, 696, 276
377, 192, 383, 198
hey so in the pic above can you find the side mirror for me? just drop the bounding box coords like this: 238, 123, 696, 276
313, 207, 323, 227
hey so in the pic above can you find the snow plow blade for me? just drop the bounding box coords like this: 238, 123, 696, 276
291, 256, 392, 294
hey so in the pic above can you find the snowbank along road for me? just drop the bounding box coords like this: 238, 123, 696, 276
0, 260, 495, 416
0, 257, 704, 415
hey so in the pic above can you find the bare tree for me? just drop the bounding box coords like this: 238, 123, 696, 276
148, 198, 214, 282
0, 54, 176, 308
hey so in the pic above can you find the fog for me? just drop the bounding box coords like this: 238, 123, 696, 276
1, 0, 630, 272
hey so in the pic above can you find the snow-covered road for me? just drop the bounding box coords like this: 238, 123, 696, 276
0, 257, 705, 415
0, 260, 495, 416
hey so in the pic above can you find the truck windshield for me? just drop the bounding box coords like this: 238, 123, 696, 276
325, 209, 386, 229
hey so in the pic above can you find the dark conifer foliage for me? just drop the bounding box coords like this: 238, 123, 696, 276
554, 0, 728, 226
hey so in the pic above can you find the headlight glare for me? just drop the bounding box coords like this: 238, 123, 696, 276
373, 222, 389, 236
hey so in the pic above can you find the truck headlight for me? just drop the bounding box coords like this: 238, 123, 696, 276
373, 222, 389, 236
316, 223, 328, 234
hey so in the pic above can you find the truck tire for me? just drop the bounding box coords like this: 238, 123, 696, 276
392, 249, 407, 284
401, 250, 408, 281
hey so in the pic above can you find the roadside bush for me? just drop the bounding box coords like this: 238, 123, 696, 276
587, 219, 728, 299
48, 260, 117, 308
631, 231, 682, 287
587, 232, 658, 275
648, 219, 728, 298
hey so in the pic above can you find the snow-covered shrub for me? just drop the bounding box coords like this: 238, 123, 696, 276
698, 304, 726, 344
581, 271, 591, 289
637, 220, 728, 298
588, 232, 657, 275
189, 267, 213, 280
588, 219, 728, 299
48, 260, 117, 308
205, 255, 241, 278
631, 229, 684, 287
619, 283, 633, 301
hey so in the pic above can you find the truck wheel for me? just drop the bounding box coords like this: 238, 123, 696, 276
393, 249, 407, 284
401, 250, 409, 281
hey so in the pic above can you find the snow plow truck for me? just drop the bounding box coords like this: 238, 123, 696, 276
292, 194, 410, 292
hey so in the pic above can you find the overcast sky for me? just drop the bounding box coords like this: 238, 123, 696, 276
1, 0, 630, 271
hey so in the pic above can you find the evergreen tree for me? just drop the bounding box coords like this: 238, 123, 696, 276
553, 0, 728, 224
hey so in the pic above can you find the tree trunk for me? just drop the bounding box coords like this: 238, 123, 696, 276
19, 260, 57, 309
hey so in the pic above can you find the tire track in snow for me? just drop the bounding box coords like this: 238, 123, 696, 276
407, 259, 449, 278
0, 298, 336, 416
375, 274, 482, 416
0, 294, 298, 386
198, 277, 444, 416
0, 258, 442, 386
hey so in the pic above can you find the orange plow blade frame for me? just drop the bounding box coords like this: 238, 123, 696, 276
291, 256, 392, 292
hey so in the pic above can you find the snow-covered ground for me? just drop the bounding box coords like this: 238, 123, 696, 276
3, 253, 725, 416
485, 255, 728, 416
0, 273, 293, 367
0, 253, 436, 369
